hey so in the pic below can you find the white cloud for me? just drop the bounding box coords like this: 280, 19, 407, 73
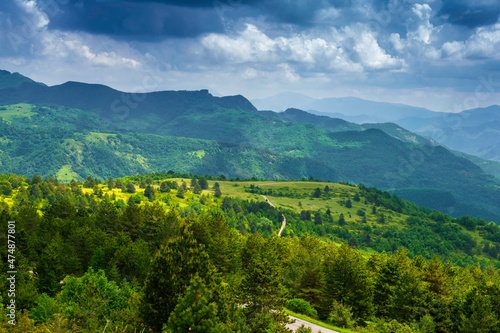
347, 28, 404, 70
16, 0, 49, 29
64, 38, 141, 68
201, 24, 403, 73
390, 33, 405, 52
409, 4, 436, 44
202, 24, 277, 63
440, 23, 500, 61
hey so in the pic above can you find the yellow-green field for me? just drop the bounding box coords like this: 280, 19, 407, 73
212, 180, 407, 227
0, 103, 38, 123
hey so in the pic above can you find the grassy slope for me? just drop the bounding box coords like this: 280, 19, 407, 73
3, 176, 497, 268
0, 103, 37, 123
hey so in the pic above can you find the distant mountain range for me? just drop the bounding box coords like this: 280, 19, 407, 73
253, 92, 500, 162
1, 69, 500, 222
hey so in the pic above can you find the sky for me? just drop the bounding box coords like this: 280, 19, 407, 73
1, 0, 500, 111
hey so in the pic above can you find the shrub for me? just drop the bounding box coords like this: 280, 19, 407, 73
296, 325, 313, 333
328, 300, 355, 328
286, 298, 318, 318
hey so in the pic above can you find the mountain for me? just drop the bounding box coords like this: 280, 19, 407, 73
401, 105, 500, 162
0, 69, 46, 90
253, 93, 500, 161
252, 93, 440, 123
1, 70, 500, 222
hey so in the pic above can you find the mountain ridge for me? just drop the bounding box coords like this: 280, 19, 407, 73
1, 70, 499, 222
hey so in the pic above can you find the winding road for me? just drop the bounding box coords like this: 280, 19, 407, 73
261, 195, 339, 333
261, 195, 286, 237
286, 315, 340, 333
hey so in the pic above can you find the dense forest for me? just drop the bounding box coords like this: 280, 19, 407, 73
1, 173, 500, 332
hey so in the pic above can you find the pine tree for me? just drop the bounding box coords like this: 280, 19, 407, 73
166, 275, 221, 333
177, 186, 185, 199
214, 187, 222, 198
125, 182, 136, 193
120, 201, 144, 240
83, 176, 96, 188
194, 183, 202, 194
144, 184, 156, 201
31, 174, 43, 185
141, 226, 216, 332
199, 177, 209, 190
107, 178, 115, 190
313, 188, 321, 198
314, 212, 322, 225
241, 234, 291, 331
338, 213, 346, 226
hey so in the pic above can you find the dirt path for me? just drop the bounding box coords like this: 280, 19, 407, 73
261, 195, 286, 237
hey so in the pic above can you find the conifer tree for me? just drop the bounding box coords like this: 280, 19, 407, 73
338, 213, 346, 226
323, 243, 373, 320
166, 275, 222, 333
144, 184, 156, 201
107, 178, 115, 190
141, 226, 216, 332
241, 234, 291, 332
199, 177, 209, 190
194, 183, 202, 194
126, 182, 136, 193
83, 176, 95, 188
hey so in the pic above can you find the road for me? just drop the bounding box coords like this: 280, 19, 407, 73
261, 195, 286, 237
287, 315, 340, 333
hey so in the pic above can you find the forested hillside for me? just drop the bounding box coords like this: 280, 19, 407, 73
1, 70, 500, 222
1, 173, 500, 332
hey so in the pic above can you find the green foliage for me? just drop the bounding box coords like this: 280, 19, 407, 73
0, 181, 12, 195
143, 184, 155, 201
328, 300, 356, 329
140, 225, 216, 331
295, 325, 313, 333
166, 274, 221, 333
241, 234, 292, 332
0, 172, 499, 332
323, 243, 373, 320
286, 298, 318, 319
125, 182, 135, 193
29, 293, 57, 324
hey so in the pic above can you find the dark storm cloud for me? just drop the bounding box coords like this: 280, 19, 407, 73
438, 0, 500, 28
46, 0, 226, 39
